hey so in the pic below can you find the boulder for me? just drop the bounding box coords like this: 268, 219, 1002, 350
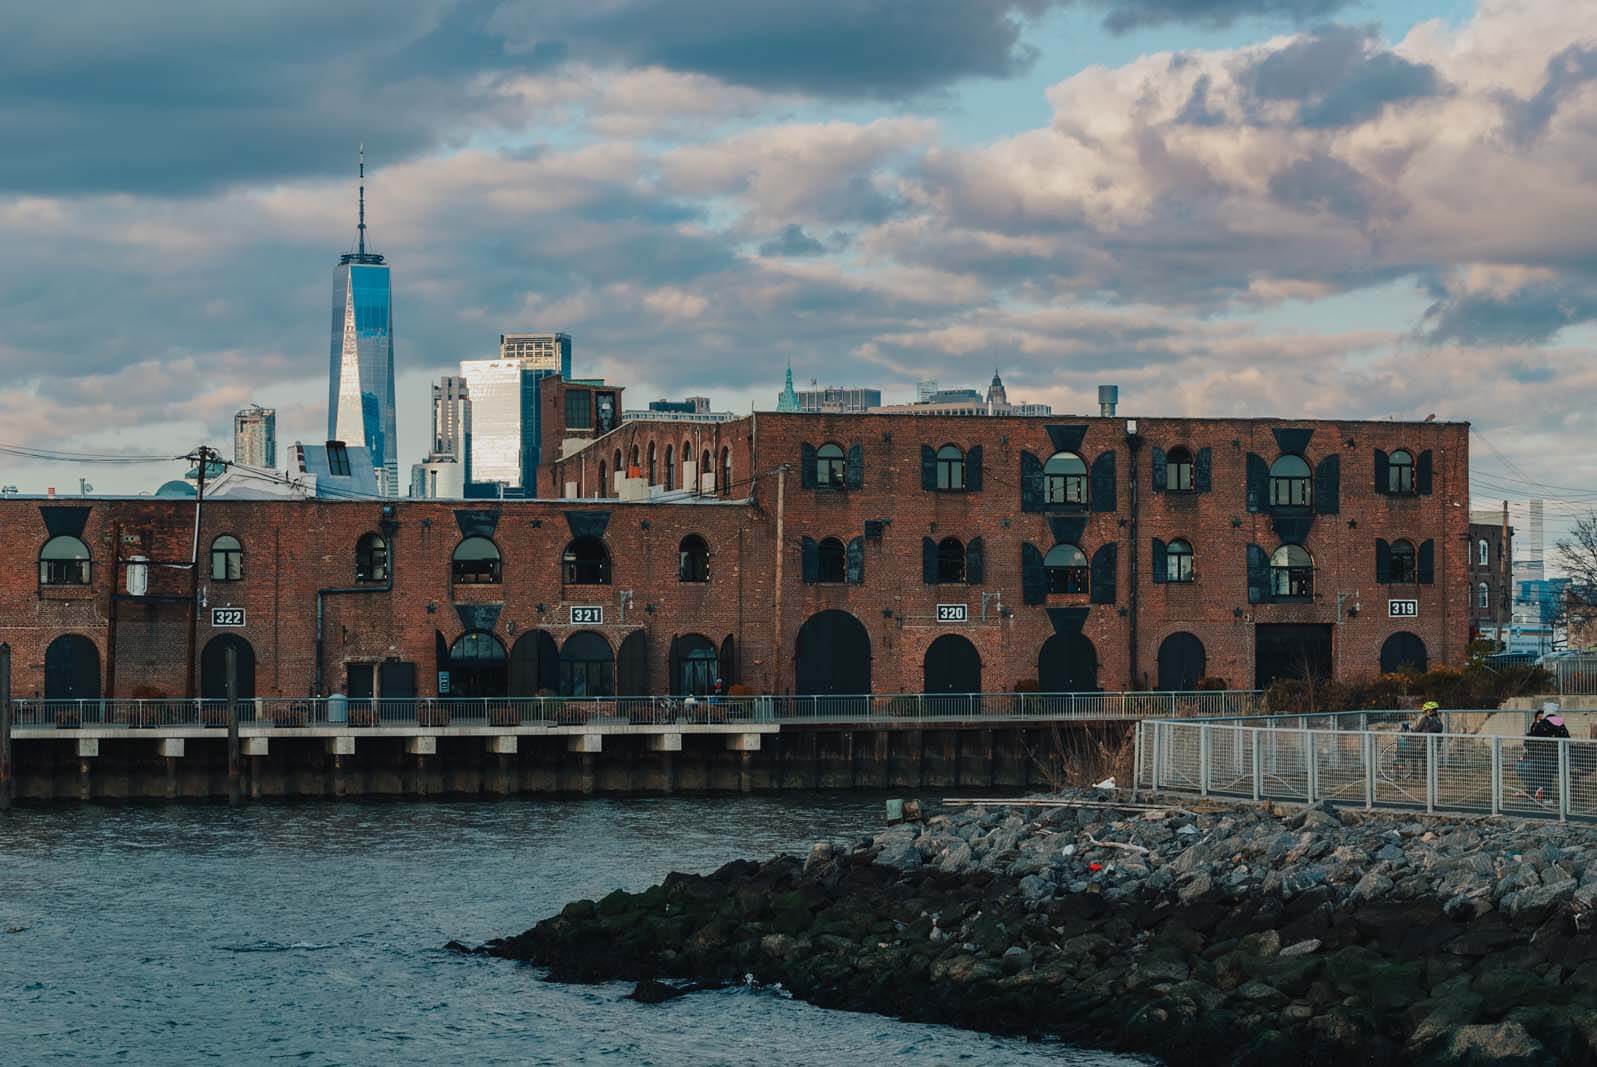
1439, 1021, 1549, 1066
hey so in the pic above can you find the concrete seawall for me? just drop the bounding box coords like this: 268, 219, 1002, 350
6, 724, 1107, 802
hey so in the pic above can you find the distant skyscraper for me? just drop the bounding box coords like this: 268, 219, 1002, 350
328, 147, 398, 496
796, 384, 882, 413
430, 376, 471, 468
916, 379, 939, 403
499, 332, 572, 372
233, 404, 276, 468
459, 340, 569, 495
777, 362, 801, 412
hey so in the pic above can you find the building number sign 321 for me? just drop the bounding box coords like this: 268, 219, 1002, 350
211, 607, 246, 627
570, 606, 604, 625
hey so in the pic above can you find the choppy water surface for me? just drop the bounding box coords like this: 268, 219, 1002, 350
0, 796, 1149, 1065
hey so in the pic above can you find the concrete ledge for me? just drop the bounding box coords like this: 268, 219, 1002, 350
326, 736, 355, 756
567, 734, 602, 753
157, 739, 185, 758
406, 736, 437, 756
646, 732, 683, 752
243, 737, 269, 756
486, 735, 517, 754
76, 738, 99, 758
725, 732, 762, 752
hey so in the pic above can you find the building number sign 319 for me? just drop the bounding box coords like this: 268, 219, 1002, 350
211, 607, 246, 627
1388, 599, 1418, 618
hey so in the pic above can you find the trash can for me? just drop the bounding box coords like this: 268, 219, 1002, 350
328, 693, 348, 725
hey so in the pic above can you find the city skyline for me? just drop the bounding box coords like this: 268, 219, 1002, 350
2, 1, 1594, 541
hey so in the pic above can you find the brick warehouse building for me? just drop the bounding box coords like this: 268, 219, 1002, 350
4, 404, 1469, 702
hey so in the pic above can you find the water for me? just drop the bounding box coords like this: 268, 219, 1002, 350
0, 796, 1149, 1066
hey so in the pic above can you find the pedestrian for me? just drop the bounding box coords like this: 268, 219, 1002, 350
1528, 709, 1567, 801
1401, 701, 1442, 780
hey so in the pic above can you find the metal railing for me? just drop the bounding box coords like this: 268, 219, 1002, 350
1136, 709, 1597, 821
9, 689, 1263, 731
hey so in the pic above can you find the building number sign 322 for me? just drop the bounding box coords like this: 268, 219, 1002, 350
211, 607, 246, 627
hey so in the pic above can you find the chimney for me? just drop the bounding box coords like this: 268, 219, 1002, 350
1098, 385, 1119, 418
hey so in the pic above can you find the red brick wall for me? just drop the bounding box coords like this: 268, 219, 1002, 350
0, 413, 1470, 698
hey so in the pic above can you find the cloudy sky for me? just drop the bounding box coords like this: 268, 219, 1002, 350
2, 0, 1595, 551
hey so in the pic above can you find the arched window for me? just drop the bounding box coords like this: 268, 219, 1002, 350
816, 443, 846, 489
1389, 450, 1415, 494
1044, 544, 1089, 594
701, 449, 712, 491
664, 445, 674, 490
679, 534, 710, 582
1166, 447, 1194, 492
614, 448, 623, 479
598, 460, 608, 498
1269, 455, 1312, 509
630, 444, 640, 472
563, 536, 611, 585
560, 631, 615, 697
1043, 452, 1087, 506
210, 535, 243, 581
648, 441, 658, 485
720, 446, 732, 498
1166, 539, 1194, 583
447, 630, 508, 698
1390, 539, 1416, 583
1478, 539, 1489, 567
816, 536, 847, 583
936, 537, 966, 583
936, 444, 965, 490
672, 634, 720, 696
355, 533, 388, 582
39, 534, 91, 586
682, 439, 693, 488
452, 536, 501, 584
1271, 544, 1314, 598
1478, 582, 1490, 610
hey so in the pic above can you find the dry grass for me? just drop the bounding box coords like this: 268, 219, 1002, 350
1028, 723, 1137, 792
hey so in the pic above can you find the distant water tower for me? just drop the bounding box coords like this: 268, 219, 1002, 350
1098, 385, 1119, 417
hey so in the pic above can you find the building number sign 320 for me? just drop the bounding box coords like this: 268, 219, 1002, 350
211, 607, 246, 627
936, 604, 968, 623
570, 606, 604, 625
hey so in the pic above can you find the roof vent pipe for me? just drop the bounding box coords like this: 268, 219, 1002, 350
1098, 385, 1119, 418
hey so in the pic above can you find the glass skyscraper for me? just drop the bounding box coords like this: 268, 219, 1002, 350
328, 150, 398, 495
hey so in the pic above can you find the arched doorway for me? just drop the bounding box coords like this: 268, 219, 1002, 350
447, 631, 508, 697
617, 631, 648, 696
670, 634, 719, 695
509, 631, 559, 695
924, 634, 981, 693
201, 634, 257, 699
561, 631, 615, 697
1157, 632, 1206, 691
794, 610, 871, 695
1038, 633, 1099, 693
1380, 632, 1428, 674
44, 634, 100, 701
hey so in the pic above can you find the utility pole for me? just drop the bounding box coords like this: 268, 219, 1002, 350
185, 445, 216, 700
1499, 500, 1509, 652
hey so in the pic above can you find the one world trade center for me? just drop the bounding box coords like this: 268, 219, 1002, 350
328, 148, 398, 495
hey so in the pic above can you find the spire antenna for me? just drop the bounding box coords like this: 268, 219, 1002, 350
357, 144, 367, 256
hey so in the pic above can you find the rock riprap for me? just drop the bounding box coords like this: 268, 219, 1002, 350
471, 794, 1597, 1066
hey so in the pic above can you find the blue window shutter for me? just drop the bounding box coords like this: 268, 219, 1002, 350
845, 444, 864, 490
1194, 448, 1212, 493
966, 445, 983, 492
1090, 543, 1117, 604
1246, 454, 1268, 513
801, 536, 817, 583
1373, 449, 1389, 494
921, 445, 936, 491
1314, 454, 1340, 515
1091, 451, 1117, 512
922, 537, 937, 584
846, 536, 865, 584
1151, 538, 1167, 584
801, 443, 816, 490
1418, 539, 1435, 584
1020, 451, 1042, 512
966, 537, 984, 584
1247, 544, 1270, 604
1150, 447, 1166, 493
1417, 450, 1433, 495
1021, 543, 1045, 605
1376, 539, 1390, 583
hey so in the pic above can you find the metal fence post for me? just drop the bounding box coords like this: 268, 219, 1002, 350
1132, 723, 1143, 799
1251, 728, 1262, 801
1363, 731, 1375, 811
0, 643, 11, 812
1199, 724, 1211, 796
1152, 722, 1164, 790
1425, 734, 1437, 814
1305, 731, 1318, 803
1490, 737, 1502, 817
1559, 741, 1571, 823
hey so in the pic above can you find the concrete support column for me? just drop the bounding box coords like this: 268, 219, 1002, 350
579, 753, 597, 796
74, 738, 97, 802
326, 736, 354, 798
